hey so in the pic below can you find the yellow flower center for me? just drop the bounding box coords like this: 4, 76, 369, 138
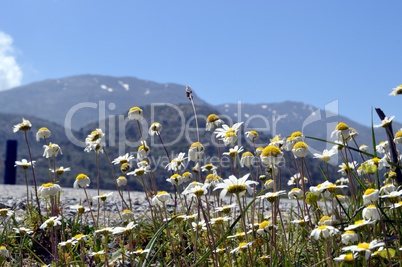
38, 127, 49, 132
364, 188, 376, 195
170, 174, 180, 180
190, 142, 203, 150
248, 130, 258, 136
336, 122, 349, 130
344, 230, 355, 235
344, 253, 354, 262
0, 209, 8, 216
77, 206, 85, 214
293, 141, 308, 149
47, 219, 55, 227
221, 206, 232, 214
41, 182, 54, 188
74, 233, 84, 239
371, 157, 380, 165
242, 151, 253, 158
354, 219, 364, 226
336, 194, 345, 200
135, 169, 145, 176
261, 145, 282, 157
326, 184, 337, 193
265, 194, 278, 202
317, 225, 328, 230
270, 135, 282, 143
157, 191, 168, 196
321, 155, 330, 162
100, 194, 107, 201
395, 131, 402, 139
19, 123, 31, 131
227, 184, 246, 194
138, 145, 149, 152
203, 164, 214, 171
206, 114, 219, 123
56, 168, 64, 175
225, 129, 236, 138
388, 171, 397, 179
229, 151, 238, 158
319, 216, 331, 224
357, 243, 370, 250
119, 158, 128, 164
194, 188, 205, 198
76, 173, 88, 181
150, 122, 161, 132
123, 209, 132, 214
129, 107, 141, 113
89, 130, 102, 141
213, 217, 224, 224
238, 242, 248, 252
259, 220, 270, 229
367, 204, 376, 209
290, 131, 303, 138
205, 174, 215, 182
120, 163, 131, 173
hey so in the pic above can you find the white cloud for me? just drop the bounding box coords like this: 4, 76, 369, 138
0, 32, 22, 91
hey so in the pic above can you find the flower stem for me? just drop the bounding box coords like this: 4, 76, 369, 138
24, 131, 42, 221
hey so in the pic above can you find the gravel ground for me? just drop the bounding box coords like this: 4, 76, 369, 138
0, 184, 300, 223
0, 184, 150, 222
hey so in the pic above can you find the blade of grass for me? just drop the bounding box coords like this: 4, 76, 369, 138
142, 217, 175, 267
195, 189, 268, 266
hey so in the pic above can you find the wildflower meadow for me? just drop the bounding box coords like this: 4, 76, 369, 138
3, 85, 402, 266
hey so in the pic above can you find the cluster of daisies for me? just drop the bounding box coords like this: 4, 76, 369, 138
5, 84, 402, 265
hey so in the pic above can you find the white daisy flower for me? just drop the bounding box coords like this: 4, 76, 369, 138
206, 114, 223, 131
342, 239, 385, 260
38, 183, 62, 197
389, 84, 402, 96
13, 118, 32, 133
40, 216, 62, 230
374, 116, 395, 128
213, 173, 258, 199
73, 173, 90, 189
214, 122, 243, 146
128, 107, 143, 120
43, 143, 62, 158
36, 127, 51, 141
310, 225, 339, 240
151, 191, 170, 206
112, 153, 135, 165
14, 159, 35, 169
165, 152, 187, 171
313, 148, 337, 163
149, 122, 162, 136
188, 142, 204, 161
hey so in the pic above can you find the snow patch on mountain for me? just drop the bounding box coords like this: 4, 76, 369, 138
118, 81, 129, 91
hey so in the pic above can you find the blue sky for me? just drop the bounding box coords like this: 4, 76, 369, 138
0, 0, 401, 126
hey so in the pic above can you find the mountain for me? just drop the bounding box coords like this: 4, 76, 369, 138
0, 74, 209, 130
